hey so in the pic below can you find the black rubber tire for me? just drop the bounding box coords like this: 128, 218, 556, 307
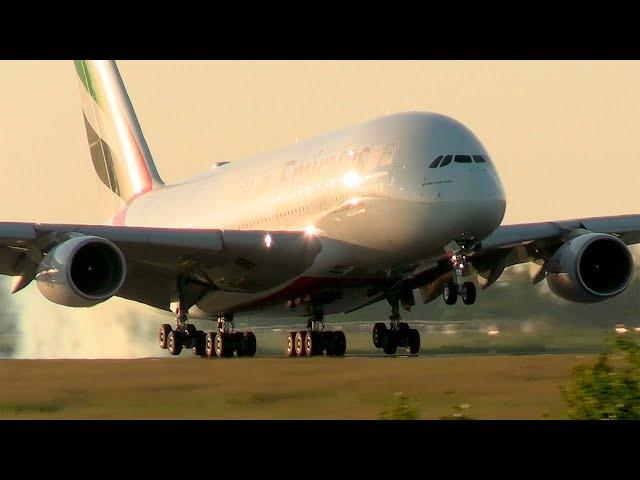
242, 332, 257, 357
192, 330, 206, 356
382, 331, 398, 355
215, 332, 234, 358
294, 331, 307, 356
286, 332, 297, 357
159, 324, 172, 349
305, 331, 322, 356
324, 331, 336, 356
372, 322, 387, 348
205, 331, 217, 358
407, 329, 420, 354
398, 322, 410, 334
443, 282, 458, 305
332, 331, 346, 357
234, 332, 246, 357
167, 330, 183, 356
462, 282, 477, 305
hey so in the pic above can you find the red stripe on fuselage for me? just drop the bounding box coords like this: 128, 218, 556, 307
245, 275, 387, 310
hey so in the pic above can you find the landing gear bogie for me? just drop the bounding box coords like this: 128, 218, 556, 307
288, 329, 346, 357
372, 295, 421, 355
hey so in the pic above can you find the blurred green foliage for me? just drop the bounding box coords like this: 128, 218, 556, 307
378, 392, 419, 420
561, 335, 640, 419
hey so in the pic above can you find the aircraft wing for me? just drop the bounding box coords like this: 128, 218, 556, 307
470, 214, 640, 289
0, 222, 322, 310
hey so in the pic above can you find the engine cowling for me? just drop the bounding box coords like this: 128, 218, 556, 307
36, 236, 126, 307
546, 232, 634, 303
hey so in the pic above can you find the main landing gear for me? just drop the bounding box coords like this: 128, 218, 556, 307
372, 297, 420, 355
442, 242, 477, 306
285, 310, 346, 357
159, 313, 256, 358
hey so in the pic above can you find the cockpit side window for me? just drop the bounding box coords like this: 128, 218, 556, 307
454, 155, 472, 163
429, 155, 443, 168
473, 155, 487, 163
439, 155, 453, 167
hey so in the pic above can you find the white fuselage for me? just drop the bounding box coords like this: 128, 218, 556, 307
118, 112, 506, 318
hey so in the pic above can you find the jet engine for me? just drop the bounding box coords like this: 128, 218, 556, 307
36, 236, 126, 307
546, 232, 634, 303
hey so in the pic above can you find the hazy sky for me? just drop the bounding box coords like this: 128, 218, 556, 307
0, 60, 638, 225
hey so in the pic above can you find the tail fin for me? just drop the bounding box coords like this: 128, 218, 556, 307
74, 60, 164, 203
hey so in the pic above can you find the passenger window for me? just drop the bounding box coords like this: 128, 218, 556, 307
454, 155, 472, 163
429, 155, 443, 168
473, 155, 486, 163
439, 155, 453, 167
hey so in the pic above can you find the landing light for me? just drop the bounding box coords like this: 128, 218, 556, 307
264, 234, 273, 248
305, 225, 317, 236
342, 171, 363, 189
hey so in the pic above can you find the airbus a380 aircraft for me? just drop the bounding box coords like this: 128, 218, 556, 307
2, 60, 638, 358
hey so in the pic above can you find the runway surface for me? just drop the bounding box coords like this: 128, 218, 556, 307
0, 353, 592, 419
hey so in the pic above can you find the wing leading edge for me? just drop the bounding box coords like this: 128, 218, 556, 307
0, 223, 322, 311
471, 214, 640, 289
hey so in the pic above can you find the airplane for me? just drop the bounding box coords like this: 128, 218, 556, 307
1, 60, 638, 358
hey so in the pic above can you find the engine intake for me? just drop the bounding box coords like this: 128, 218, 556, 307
546, 232, 634, 303
36, 236, 126, 307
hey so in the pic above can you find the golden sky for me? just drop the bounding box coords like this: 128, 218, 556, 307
0, 60, 638, 225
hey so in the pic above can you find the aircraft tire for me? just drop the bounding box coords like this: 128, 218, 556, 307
373, 322, 387, 348
192, 330, 206, 356
305, 331, 323, 356
294, 331, 307, 356
332, 331, 346, 356
324, 331, 336, 356
382, 331, 398, 355
242, 332, 257, 357
159, 324, 172, 349
167, 330, 183, 356
461, 282, 476, 305
205, 332, 217, 358
286, 332, 297, 357
215, 332, 234, 358
443, 282, 458, 305
407, 329, 420, 354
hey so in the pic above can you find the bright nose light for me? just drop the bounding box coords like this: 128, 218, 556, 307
342, 171, 363, 188
304, 225, 317, 236
264, 234, 273, 248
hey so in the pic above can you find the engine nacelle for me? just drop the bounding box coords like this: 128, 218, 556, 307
36, 236, 126, 307
546, 232, 634, 303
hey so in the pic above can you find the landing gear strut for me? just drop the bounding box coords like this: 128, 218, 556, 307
372, 296, 420, 355
286, 309, 346, 357
442, 242, 476, 305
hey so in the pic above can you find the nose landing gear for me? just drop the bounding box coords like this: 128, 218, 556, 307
442, 241, 477, 306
